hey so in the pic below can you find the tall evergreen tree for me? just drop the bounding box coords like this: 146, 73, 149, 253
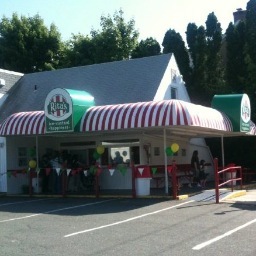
244, 0, 256, 118
162, 29, 192, 87
225, 21, 246, 92
186, 24, 207, 104
204, 12, 227, 101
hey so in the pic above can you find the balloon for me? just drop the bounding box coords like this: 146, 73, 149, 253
171, 143, 179, 153
93, 151, 100, 160
165, 147, 173, 156
29, 148, 36, 157
96, 145, 105, 155
28, 160, 37, 169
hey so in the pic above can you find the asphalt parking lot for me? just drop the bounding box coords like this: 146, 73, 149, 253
0, 191, 256, 256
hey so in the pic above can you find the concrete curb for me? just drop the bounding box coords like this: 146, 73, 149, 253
221, 190, 247, 200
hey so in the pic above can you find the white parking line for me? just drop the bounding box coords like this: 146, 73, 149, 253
0, 198, 53, 207
0, 199, 116, 223
193, 218, 256, 250
64, 200, 195, 238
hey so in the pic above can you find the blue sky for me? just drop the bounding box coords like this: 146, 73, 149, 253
1, 0, 249, 44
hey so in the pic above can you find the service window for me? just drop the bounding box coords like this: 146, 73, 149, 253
110, 147, 130, 164
18, 147, 28, 167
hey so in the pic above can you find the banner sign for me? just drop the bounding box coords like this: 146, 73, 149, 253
45, 88, 73, 133
211, 93, 251, 132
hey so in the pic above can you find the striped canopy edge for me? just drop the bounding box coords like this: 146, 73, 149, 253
80, 99, 233, 132
0, 111, 45, 135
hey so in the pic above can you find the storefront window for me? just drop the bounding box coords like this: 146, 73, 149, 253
110, 147, 130, 165
18, 147, 27, 167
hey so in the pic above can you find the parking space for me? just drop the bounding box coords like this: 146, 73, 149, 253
0, 193, 255, 256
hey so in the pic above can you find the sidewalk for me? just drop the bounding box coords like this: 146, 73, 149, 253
223, 189, 256, 205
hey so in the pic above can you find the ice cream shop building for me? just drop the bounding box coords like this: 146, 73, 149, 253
0, 54, 254, 196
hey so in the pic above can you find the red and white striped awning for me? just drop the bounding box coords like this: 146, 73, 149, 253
80, 100, 233, 132
0, 111, 45, 136
0, 100, 236, 136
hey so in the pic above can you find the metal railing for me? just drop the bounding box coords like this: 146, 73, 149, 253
214, 158, 243, 203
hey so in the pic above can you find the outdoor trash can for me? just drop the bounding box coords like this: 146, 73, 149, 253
32, 178, 42, 193
135, 166, 152, 196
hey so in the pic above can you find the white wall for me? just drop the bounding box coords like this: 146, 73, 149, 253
0, 137, 7, 192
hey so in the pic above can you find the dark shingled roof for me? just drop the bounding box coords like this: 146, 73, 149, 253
0, 53, 172, 123
0, 69, 23, 94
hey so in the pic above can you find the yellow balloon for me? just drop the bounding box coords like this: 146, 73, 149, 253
171, 143, 179, 153
29, 160, 37, 169
96, 145, 105, 155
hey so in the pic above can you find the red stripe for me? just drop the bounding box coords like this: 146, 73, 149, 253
25, 112, 37, 134
162, 101, 170, 126
14, 113, 26, 135
120, 104, 130, 129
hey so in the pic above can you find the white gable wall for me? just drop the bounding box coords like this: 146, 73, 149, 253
153, 55, 214, 179
0, 137, 7, 192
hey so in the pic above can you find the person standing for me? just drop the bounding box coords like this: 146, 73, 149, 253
189, 150, 200, 187
199, 159, 208, 188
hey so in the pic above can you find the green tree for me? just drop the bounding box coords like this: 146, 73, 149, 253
225, 21, 247, 92
162, 29, 192, 87
186, 24, 207, 104
60, 34, 94, 68
0, 13, 62, 73
131, 37, 161, 59
244, 0, 256, 118
204, 12, 226, 101
90, 9, 139, 63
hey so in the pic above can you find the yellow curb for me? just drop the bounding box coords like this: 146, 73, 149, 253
177, 194, 188, 200
223, 190, 246, 200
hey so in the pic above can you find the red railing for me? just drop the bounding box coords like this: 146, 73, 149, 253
214, 158, 243, 203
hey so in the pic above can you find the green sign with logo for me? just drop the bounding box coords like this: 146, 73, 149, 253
211, 94, 251, 132
44, 88, 94, 133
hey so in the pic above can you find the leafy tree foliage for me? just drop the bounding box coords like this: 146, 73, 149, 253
131, 37, 161, 59
90, 9, 139, 63
60, 34, 94, 68
0, 13, 62, 73
61, 9, 140, 67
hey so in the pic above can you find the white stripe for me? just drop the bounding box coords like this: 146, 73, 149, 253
130, 102, 144, 128
193, 218, 256, 250
137, 103, 146, 127
85, 107, 98, 131
64, 200, 194, 238
10, 112, 27, 135
144, 101, 156, 127
117, 104, 129, 129
98, 105, 112, 130
0, 199, 116, 223
111, 105, 123, 130
104, 105, 115, 130
124, 103, 134, 128
0, 198, 52, 207
158, 101, 167, 126
91, 105, 105, 131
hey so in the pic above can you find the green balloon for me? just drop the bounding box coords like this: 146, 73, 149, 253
93, 151, 100, 160
165, 147, 173, 156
